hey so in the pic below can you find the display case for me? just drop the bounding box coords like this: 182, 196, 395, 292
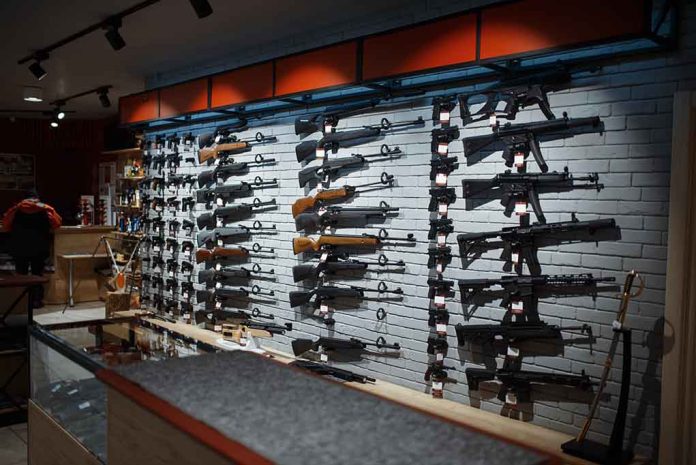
29, 317, 217, 464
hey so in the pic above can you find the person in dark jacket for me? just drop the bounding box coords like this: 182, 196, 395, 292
2, 190, 62, 307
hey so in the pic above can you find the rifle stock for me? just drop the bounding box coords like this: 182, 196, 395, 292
292, 235, 379, 255
296, 140, 318, 163
289, 291, 313, 307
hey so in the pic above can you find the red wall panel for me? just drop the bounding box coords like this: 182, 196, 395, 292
480, 0, 648, 60
211, 62, 274, 109
362, 14, 477, 81
275, 42, 358, 96
159, 79, 209, 118
119, 91, 158, 124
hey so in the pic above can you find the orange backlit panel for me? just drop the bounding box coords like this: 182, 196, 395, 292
159, 78, 209, 118
211, 62, 274, 108
480, 0, 648, 60
275, 42, 358, 96
119, 91, 158, 124
362, 14, 477, 81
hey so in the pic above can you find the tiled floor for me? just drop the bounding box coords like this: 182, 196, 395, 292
0, 423, 27, 465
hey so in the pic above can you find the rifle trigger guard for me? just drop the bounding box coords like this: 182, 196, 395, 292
378, 254, 388, 266
252, 220, 263, 230
253, 175, 264, 184
380, 144, 392, 155
380, 118, 391, 129
379, 200, 389, 209
254, 154, 265, 163
375, 336, 386, 347
378, 228, 389, 239
254, 132, 265, 142
377, 281, 388, 292
376, 308, 387, 320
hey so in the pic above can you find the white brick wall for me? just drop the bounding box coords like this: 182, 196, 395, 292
140, 0, 696, 460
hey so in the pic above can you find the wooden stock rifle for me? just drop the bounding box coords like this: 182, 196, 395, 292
194, 243, 274, 264
292, 228, 415, 255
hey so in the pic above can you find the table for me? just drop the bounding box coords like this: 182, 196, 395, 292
58, 254, 109, 307
0, 274, 49, 427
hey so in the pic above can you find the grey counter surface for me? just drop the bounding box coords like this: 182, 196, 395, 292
115, 351, 549, 465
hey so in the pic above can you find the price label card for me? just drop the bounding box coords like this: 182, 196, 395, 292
217, 239, 224, 247
510, 300, 524, 313
320, 353, 329, 362
153, 245, 160, 253
437, 233, 447, 246
183, 313, 191, 321
324, 123, 333, 134
78, 401, 91, 410
514, 201, 528, 215
215, 263, 222, 271
168, 270, 174, 278
432, 382, 443, 391
215, 301, 222, 309
51, 384, 62, 393
216, 198, 224, 207
436, 323, 447, 333
182, 292, 189, 300
434, 295, 446, 306
511, 251, 520, 264
437, 143, 449, 155
439, 111, 451, 125
216, 219, 223, 228
514, 152, 525, 167
184, 249, 191, 258
317, 208, 326, 216
489, 115, 497, 127
505, 392, 518, 405
320, 252, 329, 263
436, 263, 444, 274
67, 389, 78, 396
214, 324, 222, 332
435, 172, 448, 187
436, 352, 444, 362
319, 304, 330, 314
438, 203, 448, 216
316, 147, 325, 160
507, 346, 520, 358
215, 282, 222, 289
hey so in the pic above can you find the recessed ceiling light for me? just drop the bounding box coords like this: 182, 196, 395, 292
23, 86, 43, 102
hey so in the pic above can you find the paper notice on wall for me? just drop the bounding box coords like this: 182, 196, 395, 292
0, 153, 35, 191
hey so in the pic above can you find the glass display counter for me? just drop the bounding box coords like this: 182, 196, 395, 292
29, 317, 216, 463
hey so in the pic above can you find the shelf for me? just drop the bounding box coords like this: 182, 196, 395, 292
102, 148, 143, 157
117, 176, 145, 182
111, 231, 144, 238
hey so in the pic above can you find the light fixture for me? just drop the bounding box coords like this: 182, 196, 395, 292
189, 0, 213, 18
103, 17, 126, 51
50, 119, 59, 128
28, 51, 49, 80
97, 88, 111, 108
23, 86, 43, 102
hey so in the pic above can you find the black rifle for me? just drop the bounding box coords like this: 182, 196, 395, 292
196, 285, 274, 304
289, 281, 403, 308
463, 168, 603, 223
462, 115, 602, 173
428, 187, 456, 212
292, 253, 405, 282
294, 201, 398, 232
182, 219, 195, 234
429, 156, 459, 181
457, 215, 621, 275
291, 336, 400, 356
198, 121, 249, 147
165, 238, 178, 253
466, 367, 595, 403
298, 145, 402, 187
197, 154, 276, 186
166, 196, 180, 211
431, 126, 460, 154
196, 199, 277, 230
181, 197, 195, 212
196, 221, 277, 246
197, 176, 278, 205
458, 273, 617, 308
429, 218, 453, 240
290, 360, 376, 384
198, 263, 274, 286
296, 117, 424, 163
294, 99, 382, 136
424, 363, 457, 385
432, 95, 458, 124
455, 321, 591, 347
427, 246, 452, 270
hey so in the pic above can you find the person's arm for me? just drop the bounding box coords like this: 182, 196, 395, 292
45, 205, 62, 229
1, 205, 18, 232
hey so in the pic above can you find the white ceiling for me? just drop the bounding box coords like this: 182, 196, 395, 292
0, 0, 447, 119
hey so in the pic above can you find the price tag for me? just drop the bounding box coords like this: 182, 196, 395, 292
214, 324, 222, 332
510, 300, 524, 314
436, 323, 447, 334
514, 152, 525, 168
324, 123, 333, 134
436, 352, 444, 362
514, 201, 528, 215
437, 233, 447, 246
184, 249, 191, 258
511, 251, 520, 264
168, 270, 174, 278
612, 320, 623, 331
319, 304, 330, 314
217, 239, 224, 247
439, 111, 451, 125
316, 147, 325, 160
320, 353, 329, 362
317, 208, 326, 216
153, 245, 160, 253
216, 197, 224, 207
215, 263, 222, 271
78, 401, 91, 410
435, 172, 448, 186
505, 392, 518, 405
434, 295, 446, 306
216, 219, 223, 228
436, 262, 444, 274
67, 389, 78, 396
51, 384, 62, 393
215, 301, 222, 309
507, 346, 520, 358
182, 292, 189, 300
215, 282, 222, 289
154, 226, 160, 234
489, 115, 497, 127
437, 142, 449, 155
316, 184, 324, 192
183, 313, 191, 321
320, 252, 329, 263
432, 381, 443, 391
438, 203, 448, 216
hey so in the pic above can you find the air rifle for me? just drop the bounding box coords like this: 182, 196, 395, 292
196, 199, 277, 230
291, 172, 394, 217
290, 359, 376, 384
291, 336, 400, 357
428, 187, 456, 212
298, 145, 402, 187
462, 115, 602, 173
457, 215, 622, 275
196, 221, 277, 246
197, 154, 276, 186
289, 281, 403, 308
198, 131, 276, 164
294, 99, 382, 136
292, 228, 415, 255
455, 321, 591, 347
196, 285, 274, 304
198, 263, 275, 286
196, 176, 278, 205
462, 168, 603, 223
466, 367, 595, 403
194, 243, 274, 264
292, 253, 405, 282
296, 117, 424, 163
428, 218, 453, 240
458, 273, 617, 308
294, 201, 398, 232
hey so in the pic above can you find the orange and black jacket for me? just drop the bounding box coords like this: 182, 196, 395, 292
2, 199, 62, 258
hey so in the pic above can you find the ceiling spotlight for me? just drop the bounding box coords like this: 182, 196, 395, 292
50, 119, 59, 128
28, 59, 47, 80
23, 86, 43, 102
97, 88, 111, 108
103, 17, 126, 51
55, 109, 65, 120
189, 0, 213, 18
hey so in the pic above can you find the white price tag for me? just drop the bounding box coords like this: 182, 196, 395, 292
514, 152, 525, 168
215, 301, 222, 309
215, 263, 222, 271
505, 392, 518, 405
216, 219, 223, 228
436, 262, 444, 274
436, 352, 444, 362
153, 245, 160, 253
514, 201, 528, 215
436, 323, 447, 334
510, 300, 524, 313
320, 353, 329, 362
319, 304, 330, 314
511, 251, 520, 264
67, 389, 78, 396
438, 203, 448, 216
437, 142, 449, 155
216, 198, 224, 207
217, 239, 224, 247
507, 346, 520, 357
215, 282, 222, 289
324, 123, 333, 134
52, 384, 62, 393
320, 252, 329, 263
182, 292, 189, 300
434, 295, 446, 306
489, 115, 497, 127
214, 324, 222, 332
437, 233, 447, 246
168, 270, 174, 278
78, 401, 91, 410
183, 313, 191, 320
435, 172, 448, 187
317, 208, 326, 216
184, 249, 191, 258
432, 381, 443, 391
439, 111, 451, 125
316, 147, 325, 160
